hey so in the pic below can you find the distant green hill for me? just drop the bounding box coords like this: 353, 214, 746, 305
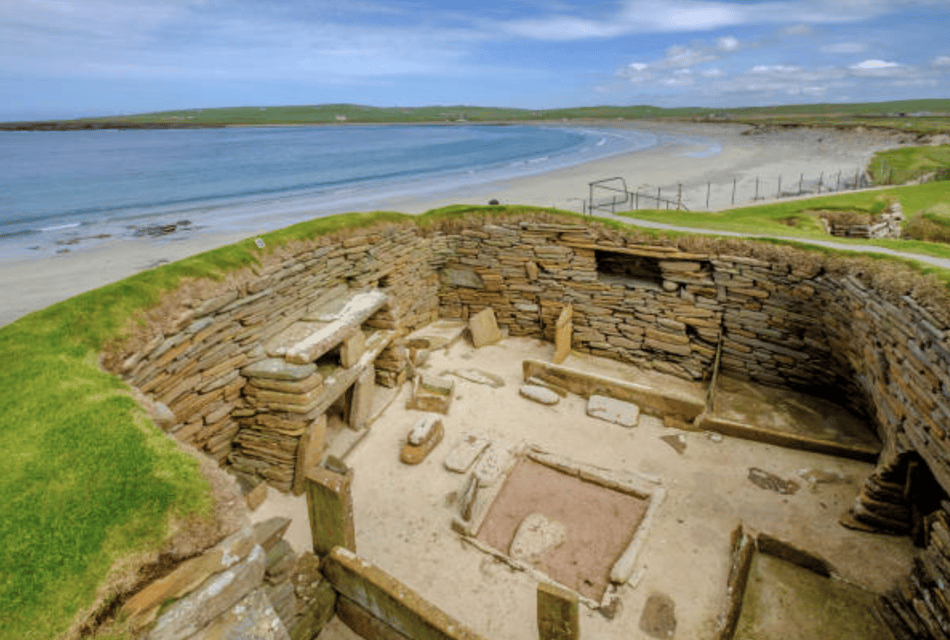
3, 99, 950, 133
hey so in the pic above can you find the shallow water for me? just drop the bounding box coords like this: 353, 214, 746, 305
0, 125, 658, 257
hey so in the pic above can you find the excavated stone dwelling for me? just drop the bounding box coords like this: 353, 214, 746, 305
107, 214, 950, 640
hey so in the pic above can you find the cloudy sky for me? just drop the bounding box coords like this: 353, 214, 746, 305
2, 0, 949, 120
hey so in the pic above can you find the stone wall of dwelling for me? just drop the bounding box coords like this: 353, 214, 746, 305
111, 224, 441, 490
432, 220, 950, 494
109, 216, 950, 497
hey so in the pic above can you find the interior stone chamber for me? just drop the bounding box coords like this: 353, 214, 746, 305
108, 214, 950, 638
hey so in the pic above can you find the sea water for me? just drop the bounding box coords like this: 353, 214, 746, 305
0, 124, 658, 257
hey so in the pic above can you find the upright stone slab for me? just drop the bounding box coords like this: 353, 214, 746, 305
537, 581, 580, 640
553, 305, 573, 365
292, 414, 327, 495
469, 307, 502, 348
305, 462, 356, 556
350, 367, 375, 430
340, 330, 366, 369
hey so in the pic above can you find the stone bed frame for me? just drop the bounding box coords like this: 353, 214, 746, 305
453, 445, 666, 611
109, 215, 950, 640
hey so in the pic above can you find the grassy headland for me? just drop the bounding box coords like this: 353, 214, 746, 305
3, 99, 950, 135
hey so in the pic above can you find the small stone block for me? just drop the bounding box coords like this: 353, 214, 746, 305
587, 395, 640, 427
520, 384, 560, 405
537, 581, 579, 640
408, 414, 443, 446
469, 307, 502, 348
444, 433, 491, 473
340, 330, 366, 368
253, 517, 292, 552
473, 443, 511, 487
242, 358, 317, 381
400, 421, 444, 465
419, 374, 455, 396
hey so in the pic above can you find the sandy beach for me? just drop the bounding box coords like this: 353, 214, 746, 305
0, 121, 908, 327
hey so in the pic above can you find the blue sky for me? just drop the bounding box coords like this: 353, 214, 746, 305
2, 0, 949, 120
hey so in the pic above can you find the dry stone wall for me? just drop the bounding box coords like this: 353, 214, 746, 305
113, 225, 440, 492
113, 216, 950, 498
431, 220, 950, 493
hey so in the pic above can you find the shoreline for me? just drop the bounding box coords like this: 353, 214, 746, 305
0, 121, 908, 327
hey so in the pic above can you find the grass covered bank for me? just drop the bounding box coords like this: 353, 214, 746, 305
2, 201, 950, 639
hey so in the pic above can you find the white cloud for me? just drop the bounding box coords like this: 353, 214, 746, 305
0, 0, 488, 80
822, 42, 868, 54
701, 68, 724, 78
934, 56, 950, 66
495, 0, 923, 42
663, 44, 717, 68
752, 64, 801, 74
717, 36, 740, 51
663, 69, 695, 86
850, 59, 900, 70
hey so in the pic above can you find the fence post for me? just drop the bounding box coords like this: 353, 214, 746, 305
799, 173, 804, 194
777, 175, 782, 198
754, 176, 759, 201
836, 170, 841, 191
818, 171, 823, 194
706, 182, 711, 210
635, 191, 639, 210
657, 187, 662, 209
731, 178, 736, 206
854, 168, 860, 190
677, 183, 682, 210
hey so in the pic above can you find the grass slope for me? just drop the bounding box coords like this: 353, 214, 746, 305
869, 145, 950, 184
2, 200, 949, 639
5, 99, 949, 134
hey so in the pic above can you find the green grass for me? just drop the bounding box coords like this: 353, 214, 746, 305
614, 182, 950, 260
868, 145, 950, 185
3, 201, 950, 639
0, 314, 213, 640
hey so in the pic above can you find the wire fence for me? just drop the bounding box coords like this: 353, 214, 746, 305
585, 167, 875, 215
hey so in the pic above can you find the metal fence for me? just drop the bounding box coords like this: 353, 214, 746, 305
586, 167, 876, 215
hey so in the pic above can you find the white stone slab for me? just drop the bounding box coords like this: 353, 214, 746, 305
444, 433, 491, 473
587, 395, 640, 427
473, 443, 512, 487
519, 384, 560, 406
408, 414, 443, 446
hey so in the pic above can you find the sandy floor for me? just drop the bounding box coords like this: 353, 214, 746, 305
0, 121, 907, 328
253, 335, 914, 640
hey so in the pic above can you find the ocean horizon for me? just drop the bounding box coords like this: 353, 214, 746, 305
0, 124, 668, 258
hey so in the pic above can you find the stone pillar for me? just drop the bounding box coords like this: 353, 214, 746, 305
349, 367, 375, 430
292, 414, 327, 496
305, 460, 356, 556
537, 581, 579, 640
553, 305, 572, 365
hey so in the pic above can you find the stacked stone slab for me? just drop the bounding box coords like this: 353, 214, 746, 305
821, 203, 904, 239
112, 225, 440, 489
880, 501, 950, 640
